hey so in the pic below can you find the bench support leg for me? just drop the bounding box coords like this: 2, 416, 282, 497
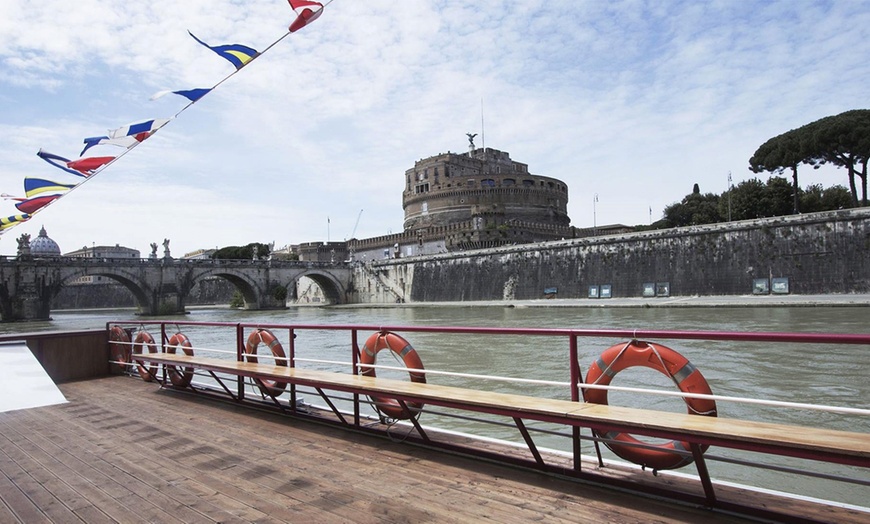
254, 379, 289, 414
514, 417, 544, 467
591, 430, 605, 467
397, 400, 430, 442
208, 371, 238, 401
315, 387, 347, 425
691, 444, 717, 506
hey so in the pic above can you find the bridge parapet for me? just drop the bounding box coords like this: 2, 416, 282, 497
0, 257, 353, 321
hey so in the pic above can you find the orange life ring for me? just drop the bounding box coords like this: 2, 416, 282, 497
108, 325, 131, 365
132, 330, 158, 382
359, 331, 426, 420
165, 332, 194, 387
584, 340, 717, 471
244, 329, 288, 396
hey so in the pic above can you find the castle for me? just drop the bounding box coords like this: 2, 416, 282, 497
297, 145, 627, 263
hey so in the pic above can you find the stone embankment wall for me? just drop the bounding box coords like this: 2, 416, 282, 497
355, 209, 870, 302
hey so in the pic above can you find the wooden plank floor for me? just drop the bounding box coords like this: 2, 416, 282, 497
0, 376, 802, 523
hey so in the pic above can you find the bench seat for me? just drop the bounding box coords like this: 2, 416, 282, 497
135, 352, 870, 467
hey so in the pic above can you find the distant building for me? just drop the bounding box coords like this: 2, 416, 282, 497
65, 244, 140, 259
183, 249, 215, 260
403, 147, 570, 234
349, 146, 628, 261
30, 227, 61, 257
192, 145, 630, 263
295, 242, 348, 263
64, 243, 140, 284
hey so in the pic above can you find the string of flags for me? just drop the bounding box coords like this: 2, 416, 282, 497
1, 0, 327, 236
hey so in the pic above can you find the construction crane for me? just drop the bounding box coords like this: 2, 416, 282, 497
348, 209, 363, 240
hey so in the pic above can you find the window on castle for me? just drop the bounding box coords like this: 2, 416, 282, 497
523, 180, 534, 187
503, 179, 515, 186
482, 179, 495, 187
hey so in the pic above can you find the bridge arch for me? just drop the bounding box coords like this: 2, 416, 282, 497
58, 268, 154, 314
291, 270, 347, 305
188, 268, 270, 309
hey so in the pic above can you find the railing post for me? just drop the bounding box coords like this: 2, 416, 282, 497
352, 329, 360, 427
569, 334, 583, 471
289, 328, 296, 414
236, 324, 245, 401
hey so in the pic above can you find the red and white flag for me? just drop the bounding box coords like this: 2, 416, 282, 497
288, 0, 324, 33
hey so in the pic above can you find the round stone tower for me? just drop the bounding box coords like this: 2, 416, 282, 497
402, 147, 570, 250
403, 147, 569, 229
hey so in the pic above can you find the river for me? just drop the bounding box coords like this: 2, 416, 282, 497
5, 304, 870, 507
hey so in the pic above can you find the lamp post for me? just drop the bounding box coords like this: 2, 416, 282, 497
727, 171, 733, 222
593, 194, 599, 236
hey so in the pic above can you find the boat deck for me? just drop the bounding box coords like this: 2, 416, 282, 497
0, 376, 760, 524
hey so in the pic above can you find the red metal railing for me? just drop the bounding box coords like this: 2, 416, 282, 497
107, 319, 870, 522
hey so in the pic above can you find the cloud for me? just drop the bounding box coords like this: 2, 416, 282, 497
1, 0, 868, 254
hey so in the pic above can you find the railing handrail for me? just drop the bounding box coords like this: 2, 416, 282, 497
108, 319, 870, 345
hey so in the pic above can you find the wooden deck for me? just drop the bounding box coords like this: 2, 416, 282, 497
0, 376, 761, 524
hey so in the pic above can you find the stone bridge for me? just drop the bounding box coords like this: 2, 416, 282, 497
0, 256, 354, 321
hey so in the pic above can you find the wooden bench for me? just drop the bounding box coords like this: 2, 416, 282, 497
134, 352, 869, 469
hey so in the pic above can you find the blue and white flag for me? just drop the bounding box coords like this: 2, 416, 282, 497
150, 88, 212, 103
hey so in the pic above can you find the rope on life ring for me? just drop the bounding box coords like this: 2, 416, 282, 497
584, 340, 717, 471
108, 326, 131, 367
359, 331, 426, 420
165, 332, 194, 387
244, 329, 288, 396
132, 330, 158, 382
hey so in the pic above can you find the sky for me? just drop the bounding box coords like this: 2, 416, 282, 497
1, 0, 868, 257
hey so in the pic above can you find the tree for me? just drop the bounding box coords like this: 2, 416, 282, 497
663, 186, 722, 227
749, 129, 807, 214
748, 109, 870, 211
806, 110, 870, 207
211, 242, 272, 260
722, 178, 765, 220
749, 109, 870, 213
761, 176, 795, 217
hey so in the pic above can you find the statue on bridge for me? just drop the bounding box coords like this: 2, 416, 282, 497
16, 233, 31, 258
163, 238, 171, 259
149, 242, 158, 259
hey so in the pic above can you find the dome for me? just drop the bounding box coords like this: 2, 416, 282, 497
30, 226, 61, 256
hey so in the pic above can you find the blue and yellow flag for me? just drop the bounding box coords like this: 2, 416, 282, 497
188, 31, 258, 70
24, 178, 76, 198
0, 214, 31, 230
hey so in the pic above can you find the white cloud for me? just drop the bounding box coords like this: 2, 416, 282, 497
1, 0, 868, 254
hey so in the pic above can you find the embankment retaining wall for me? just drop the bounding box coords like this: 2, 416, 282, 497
359, 209, 870, 302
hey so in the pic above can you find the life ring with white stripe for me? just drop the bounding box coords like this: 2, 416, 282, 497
244, 329, 288, 396
584, 340, 717, 471
132, 330, 158, 382
108, 325, 131, 366
165, 332, 194, 387
359, 331, 426, 420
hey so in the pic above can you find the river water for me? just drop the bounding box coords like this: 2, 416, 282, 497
6, 304, 870, 507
